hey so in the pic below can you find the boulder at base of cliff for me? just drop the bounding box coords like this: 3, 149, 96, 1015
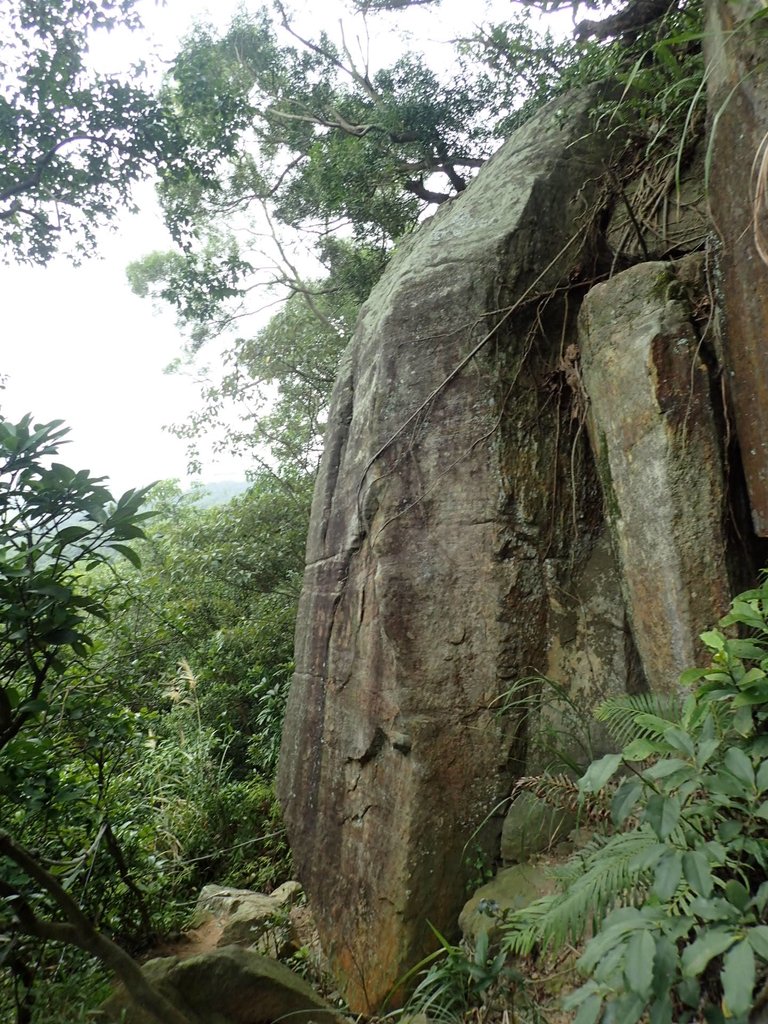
195, 881, 303, 958
100, 945, 344, 1024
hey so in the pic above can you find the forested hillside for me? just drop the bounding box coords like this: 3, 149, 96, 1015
3, 0, 768, 1022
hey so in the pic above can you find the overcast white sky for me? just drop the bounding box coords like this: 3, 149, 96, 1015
1, 0, 562, 497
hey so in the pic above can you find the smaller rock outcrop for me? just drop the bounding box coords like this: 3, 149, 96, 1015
459, 864, 556, 946
195, 881, 303, 957
579, 258, 731, 689
101, 946, 343, 1024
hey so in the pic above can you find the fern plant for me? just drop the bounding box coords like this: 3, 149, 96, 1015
500, 575, 768, 1024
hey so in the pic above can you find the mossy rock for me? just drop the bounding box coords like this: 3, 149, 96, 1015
459, 863, 556, 946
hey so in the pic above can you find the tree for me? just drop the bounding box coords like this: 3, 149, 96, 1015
0, 415, 196, 1024
0, 0, 204, 264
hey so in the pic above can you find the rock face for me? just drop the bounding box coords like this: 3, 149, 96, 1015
579, 259, 732, 689
706, 0, 768, 535
278, 68, 758, 1014
277, 87, 628, 1013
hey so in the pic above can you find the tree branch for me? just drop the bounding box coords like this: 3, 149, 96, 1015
274, 1, 382, 105
404, 179, 451, 204
0, 135, 102, 211
0, 831, 194, 1024
576, 0, 674, 40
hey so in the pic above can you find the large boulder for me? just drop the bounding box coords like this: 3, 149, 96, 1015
705, 0, 768, 535
277, 85, 628, 1013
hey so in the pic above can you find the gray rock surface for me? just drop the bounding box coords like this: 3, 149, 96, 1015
579, 259, 732, 689
705, 0, 768, 535
277, 85, 626, 1013
194, 882, 303, 957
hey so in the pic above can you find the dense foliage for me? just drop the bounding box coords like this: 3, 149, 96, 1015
0, 421, 298, 1022
0, 0, 193, 263
0, 0, 725, 1019
485, 582, 768, 1024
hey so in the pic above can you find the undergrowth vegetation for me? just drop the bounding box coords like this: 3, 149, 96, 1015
409, 578, 768, 1024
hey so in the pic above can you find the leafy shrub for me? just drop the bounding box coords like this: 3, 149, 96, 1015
501, 576, 768, 1024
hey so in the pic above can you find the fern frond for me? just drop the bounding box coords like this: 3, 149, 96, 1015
513, 773, 610, 826
501, 826, 658, 956
595, 693, 682, 746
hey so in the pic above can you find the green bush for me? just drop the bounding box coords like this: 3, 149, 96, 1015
501, 576, 768, 1024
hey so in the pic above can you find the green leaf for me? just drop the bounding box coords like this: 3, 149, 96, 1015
696, 737, 721, 768
644, 793, 681, 840
724, 880, 750, 912
745, 926, 768, 962
649, 994, 673, 1024
611, 779, 643, 825
624, 737, 665, 760
624, 929, 655, 998
109, 542, 142, 569
653, 850, 682, 901
701, 629, 726, 651
579, 753, 622, 794
724, 747, 755, 788
680, 667, 708, 686
572, 993, 602, 1024
721, 941, 755, 1019
652, 935, 679, 999
682, 930, 736, 977
663, 727, 695, 757
725, 640, 767, 661
756, 760, 768, 793
682, 850, 712, 897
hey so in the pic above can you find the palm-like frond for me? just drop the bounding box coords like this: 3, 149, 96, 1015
595, 693, 682, 747
501, 826, 658, 956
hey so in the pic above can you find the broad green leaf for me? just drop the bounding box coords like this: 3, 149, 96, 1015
634, 713, 679, 738
696, 737, 721, 768
572, 993, 602, 1024
726, 640, 768, 661
701, 629, 725, 651
649, 994, 673, 1024
747, 926, 768, 961
720, 941, 755, 1019
612, 779, 643, 825
644, 757, 691, 780
682, 850, 712, 897
733, 705, 755, 737
724, 880, 750, 911
756, 760, 768, 792
653, 850, 682, 901
680, 667, 708, 686
644, 793, 681, 840
624, 929, 655, 998
755, 883, 768, 914
682, 930, 736, 977
663, 727, 695, 757
624, 737, 665, 761
580, 753, 622, 794
724, 747, 755, 788
652, 935, 679, 998
109, 542, 142, 569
